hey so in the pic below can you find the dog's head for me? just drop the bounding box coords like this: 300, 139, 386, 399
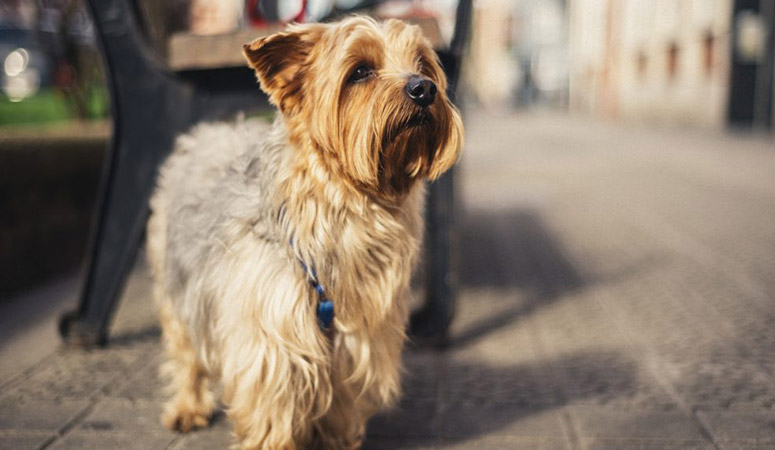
243, 16, 463, 200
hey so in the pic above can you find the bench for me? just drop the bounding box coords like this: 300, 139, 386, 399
59, 0, 472, 347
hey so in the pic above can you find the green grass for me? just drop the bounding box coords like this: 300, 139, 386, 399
0, 90, 70, 126
84, 86, 110, 119
0, 87, 109, 127
245, 110, 275, 122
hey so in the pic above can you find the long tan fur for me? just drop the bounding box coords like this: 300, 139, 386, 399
147, 16, 463, 449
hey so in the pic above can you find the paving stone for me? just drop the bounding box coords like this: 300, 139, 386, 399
109, 355, 165, 400
579, 438, 714, 450
362, 437, 437, 450
715, 444, 775, 450
79, 398, 165, 432
447, 297, 540, 366
439, 436, 570, 450
548, 349, 655, 408
369, 398, 439, 438
440, 406, 566, 439
0, 396, 89, 431
568, 407, 706, 441
170, 417, 232, 450
47, 430, 174, 450
438, 362, 557, 409
0, 431, 55, 450
669, 358, 775, 411
4, 347, 149, 400
696, 410, 775, 443
401, 350, 443, 401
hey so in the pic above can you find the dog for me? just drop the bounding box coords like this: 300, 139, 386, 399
147, 15, 463, 449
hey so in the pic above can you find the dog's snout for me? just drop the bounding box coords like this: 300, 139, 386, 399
404, 75, 437, 108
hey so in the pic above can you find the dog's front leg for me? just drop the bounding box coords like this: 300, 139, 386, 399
313, 376, 366, 450
220, 328, 334, 450
215, 265, 334, 450
316, 322, 407, 449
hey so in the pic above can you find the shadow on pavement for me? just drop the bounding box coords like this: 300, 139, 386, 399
453, 208, 583, 348
366, 208, 641, 447
458, 209, 583, 290
452, 208, 652, 348
365, 350, 638, 448
109, 325, 161, 347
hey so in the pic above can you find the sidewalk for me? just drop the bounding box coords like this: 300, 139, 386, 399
2, 111, 775, 449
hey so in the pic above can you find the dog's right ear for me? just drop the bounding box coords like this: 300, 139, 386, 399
243, 24, 324, 114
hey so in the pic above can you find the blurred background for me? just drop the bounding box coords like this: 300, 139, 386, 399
467, 0, 774, 128
1, 0, 773, 299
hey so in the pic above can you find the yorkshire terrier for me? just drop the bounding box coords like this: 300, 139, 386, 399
147, 15, 463, 449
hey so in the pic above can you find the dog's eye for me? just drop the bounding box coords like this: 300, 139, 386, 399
347, 64, 374, 84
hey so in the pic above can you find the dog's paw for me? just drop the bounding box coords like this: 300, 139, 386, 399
162, 403, 212, 432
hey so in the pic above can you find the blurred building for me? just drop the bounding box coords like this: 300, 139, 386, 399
466, 0, 569, 109
569, 0, 775, 130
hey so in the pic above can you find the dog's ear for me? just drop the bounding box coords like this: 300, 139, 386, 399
243, 24, 324, 114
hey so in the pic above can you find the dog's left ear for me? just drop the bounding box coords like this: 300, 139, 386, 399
243, 24, 324, 114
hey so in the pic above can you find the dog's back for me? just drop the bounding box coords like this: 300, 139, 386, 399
147, 117, 283, 333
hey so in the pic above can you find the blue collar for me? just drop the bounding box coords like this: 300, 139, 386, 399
291, 240, 334, 330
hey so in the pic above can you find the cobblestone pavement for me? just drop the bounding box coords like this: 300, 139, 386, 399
2, 111, 775, 449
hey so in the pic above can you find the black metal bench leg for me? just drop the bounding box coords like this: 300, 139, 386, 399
409, 0, 471, 347
409, 169, 457, 347
60, 0, 192, 347
58, 197, 148, 347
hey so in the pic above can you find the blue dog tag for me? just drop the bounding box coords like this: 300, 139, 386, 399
317, 300, 335, 330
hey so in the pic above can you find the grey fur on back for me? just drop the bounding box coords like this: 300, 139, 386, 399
153, 116, 288, 324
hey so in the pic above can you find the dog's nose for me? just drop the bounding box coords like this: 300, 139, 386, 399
405, 75, 437, 107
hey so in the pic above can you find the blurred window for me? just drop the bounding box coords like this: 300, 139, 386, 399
703, 32, 715, 77
637, 51, 647, 80
667, 43, 679, 81
734, 10, 767, 64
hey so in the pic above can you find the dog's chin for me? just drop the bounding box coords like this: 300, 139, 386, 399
373, 115, 439, 199
403, 112, 433, 130
384, 112, 433, 149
